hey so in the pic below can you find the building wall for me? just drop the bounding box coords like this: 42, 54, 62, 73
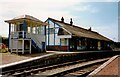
47, 46, 68, 51
46, 19, 112, 51
46, 19, 69, 51
55, 34, 60, 45
49, 34, 54, 45
46, 19, 61, 46
10, 22, 46, 52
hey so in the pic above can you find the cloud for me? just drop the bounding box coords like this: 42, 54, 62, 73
0, 0, 81, 20
105, 0, 119, 2
0, 0, 118, 42
0, 0, 81, 37
92, 21, 118, 42
74, 5, 99, 13
0, 0, 119, 3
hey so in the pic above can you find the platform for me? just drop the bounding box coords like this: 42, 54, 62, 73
0, 52, 52, 65
0, 50, 120, 76
89, 55, 120, 76
0, 50, 120, 68
1, 50, 119, 65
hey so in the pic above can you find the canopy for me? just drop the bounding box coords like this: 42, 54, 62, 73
5, 15, 48, 26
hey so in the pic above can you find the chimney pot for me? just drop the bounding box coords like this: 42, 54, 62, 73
70, 18, 73, 26
89, 27, 92, 31
61, 17, 64, 23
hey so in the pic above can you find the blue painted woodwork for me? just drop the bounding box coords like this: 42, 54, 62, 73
31, 40, 41, 51
54, 22, 55, 45
48, 20, 50, 46
23, 20, 26, 38
42, 42, 45, 51
8, 23, 11, 49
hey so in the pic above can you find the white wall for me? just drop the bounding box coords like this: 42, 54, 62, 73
55, 24, 60, 28
49, 20, 54, 28
55, 28, 59, 33
49, 34, 54, 45
37, 34, 45, 42
46, 20, 61, 46
55, 34, 60, 45
11, 39, 22, 49
46, 35, 48, 45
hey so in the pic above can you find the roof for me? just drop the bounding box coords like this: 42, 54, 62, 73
5, 15, 47, 26
48, 17, 112, 42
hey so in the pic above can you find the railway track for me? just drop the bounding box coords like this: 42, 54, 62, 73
2, 51, 119, 77
64, 63, 102, 77
3, 57, 110, 77
36, 58, 109, 77
3, 58, 92, 76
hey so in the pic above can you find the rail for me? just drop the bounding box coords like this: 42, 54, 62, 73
1, 51, 120, 76
11, 31, 26, 38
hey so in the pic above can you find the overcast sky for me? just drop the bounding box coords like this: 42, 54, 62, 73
0, 0, 119, 42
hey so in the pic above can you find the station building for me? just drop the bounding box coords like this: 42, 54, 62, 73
5, 15, 47, 54
5, 15, 113, 54
45, 17, 113, 51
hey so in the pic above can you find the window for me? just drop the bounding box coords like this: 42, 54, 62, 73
38, 26, 44, 34
55, 28, 59, 34
32, 27, 36, 34
61, 38, 68, 45
27, 27, 31, 33
78, 40, 81, 46
49, 28, 54, 34
65, 38, 67, 45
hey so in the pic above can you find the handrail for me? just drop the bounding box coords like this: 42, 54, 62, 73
10, 32, 41, 49
27, 33, 41, 48
11, 31, 26, 38
31, 34, 41, 48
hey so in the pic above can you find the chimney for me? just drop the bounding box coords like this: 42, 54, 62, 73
70, 18, 73, 26
88, 27, 92, 31
61, 17, 64, 23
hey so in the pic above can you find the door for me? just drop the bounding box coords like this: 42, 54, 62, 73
42, 42, 46, 52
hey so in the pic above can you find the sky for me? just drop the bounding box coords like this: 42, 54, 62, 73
0, 0, 119, 42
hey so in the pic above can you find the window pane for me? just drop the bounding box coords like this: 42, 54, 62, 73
49, 28, 54, 34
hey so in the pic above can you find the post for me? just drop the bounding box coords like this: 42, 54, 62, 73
23, 20, 26, 38
30, 40, 31, 54
54, 22, 55, 45
48, 20, 50, 46
22, 39, 24, 54
60, 38, 61, 51
16, 39, 18, 54
8, 23, 11, 51
44, 26, 46, 51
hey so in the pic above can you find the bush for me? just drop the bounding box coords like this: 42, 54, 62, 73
0, 48, 8, 53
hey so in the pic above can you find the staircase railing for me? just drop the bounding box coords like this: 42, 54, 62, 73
27, 33, 41, 50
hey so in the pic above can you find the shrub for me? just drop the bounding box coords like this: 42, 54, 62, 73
0, 48, 8, 53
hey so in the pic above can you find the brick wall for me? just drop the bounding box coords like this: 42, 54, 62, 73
47, 46, 68, 51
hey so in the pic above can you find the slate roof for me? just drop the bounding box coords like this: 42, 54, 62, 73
48, 17, 112, 42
